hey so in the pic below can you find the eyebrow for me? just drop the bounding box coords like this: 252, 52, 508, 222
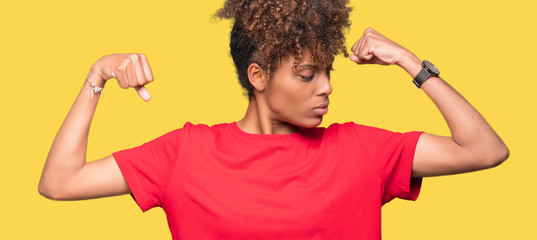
297, 63, 333, 71
297, 63, 319, 69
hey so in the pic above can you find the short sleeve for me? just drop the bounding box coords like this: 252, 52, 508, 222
347, 123, 424, 205
112, 126, 186, 212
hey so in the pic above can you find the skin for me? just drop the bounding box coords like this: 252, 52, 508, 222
38, 28, 509, 200
237, 49, 332, 135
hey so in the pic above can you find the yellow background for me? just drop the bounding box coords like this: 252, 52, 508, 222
1, 0, 535, 239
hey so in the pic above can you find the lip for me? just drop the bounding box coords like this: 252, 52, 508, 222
313, 101, 329, 115
314, 101, 329, 109
313, 107, 328, 115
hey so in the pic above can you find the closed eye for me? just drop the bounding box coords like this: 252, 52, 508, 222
300, 75, 315, 81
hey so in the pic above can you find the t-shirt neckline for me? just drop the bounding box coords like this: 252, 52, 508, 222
227, 121, 307, 144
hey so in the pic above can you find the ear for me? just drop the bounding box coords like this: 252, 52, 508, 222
247, 63, 268, 92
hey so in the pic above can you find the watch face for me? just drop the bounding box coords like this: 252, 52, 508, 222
423, 60, 440, 75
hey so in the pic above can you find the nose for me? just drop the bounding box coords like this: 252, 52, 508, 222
316, 72, 332, 96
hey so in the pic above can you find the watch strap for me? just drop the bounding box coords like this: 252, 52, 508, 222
412, 67, 432, 88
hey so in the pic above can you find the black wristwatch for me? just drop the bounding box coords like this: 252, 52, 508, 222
412, 60, 440, 88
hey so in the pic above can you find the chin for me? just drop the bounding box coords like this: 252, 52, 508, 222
296, 117, 323, 128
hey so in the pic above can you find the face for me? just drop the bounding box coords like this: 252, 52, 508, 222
264, 49, 333, 128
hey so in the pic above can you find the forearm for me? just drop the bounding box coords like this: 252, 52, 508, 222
399, 55, 509, 162
39, 72, 104, 195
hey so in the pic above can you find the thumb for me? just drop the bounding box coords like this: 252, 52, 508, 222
350, 54, 369, 64
135, 86, 151, 102
349, 54, 361, 63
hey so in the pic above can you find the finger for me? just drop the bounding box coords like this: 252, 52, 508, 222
349, 54, 361, 64
349, 53, 371, 64
358, 37, 374, 61
357, 28, 376, 55
351, 37, 360, 52
139, 54, 154, 82
351, 51, 382, 65
352, 35, 365, 56
131, 54, 146, 86
114, 67, 129, 89
352, 28, 371, 52
125, 58, 137, 87
353, 28, 370, 55
350, 33, 373, 64
135, 86, 151, 102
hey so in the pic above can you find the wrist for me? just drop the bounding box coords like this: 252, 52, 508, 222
396, 52, 422, 78
86, 67, 106, 87
84, 67, 106, 99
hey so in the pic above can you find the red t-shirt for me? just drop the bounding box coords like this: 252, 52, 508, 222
113, 121, 424, 240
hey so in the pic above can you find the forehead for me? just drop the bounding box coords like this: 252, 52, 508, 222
278, 49, 334, 71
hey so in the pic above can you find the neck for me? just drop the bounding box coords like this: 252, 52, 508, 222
236, 97, 300, 135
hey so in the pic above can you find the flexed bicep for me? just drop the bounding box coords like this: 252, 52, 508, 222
412, 133, 507, 178
40, 155, 130, 200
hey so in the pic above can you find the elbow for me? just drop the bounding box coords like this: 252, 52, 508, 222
38, 182, 57, 200
491, 144, 510, 167
461, 142, 509, 172
38, 181, 67, 201
479, 143, 510, 170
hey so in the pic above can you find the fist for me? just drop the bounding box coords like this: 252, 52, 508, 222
349, 28, 414, 66
88, 53, 154, 101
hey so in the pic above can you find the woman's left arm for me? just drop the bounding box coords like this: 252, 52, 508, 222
350, 28, 509, 177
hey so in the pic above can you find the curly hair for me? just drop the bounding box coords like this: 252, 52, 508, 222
215, 0, 352, 98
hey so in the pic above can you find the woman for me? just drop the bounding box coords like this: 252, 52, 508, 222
38, 0, 509, 239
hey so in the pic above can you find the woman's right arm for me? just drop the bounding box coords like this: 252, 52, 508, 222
38, 53, 153, 200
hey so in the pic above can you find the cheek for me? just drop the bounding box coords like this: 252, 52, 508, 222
267, 79, 310, 116
267, 86, 296, 114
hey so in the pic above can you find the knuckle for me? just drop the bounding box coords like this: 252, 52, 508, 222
363, 37, 371, 45
364, 28, 377, 37
119, 61, 130, 70
129, 53, 139, 61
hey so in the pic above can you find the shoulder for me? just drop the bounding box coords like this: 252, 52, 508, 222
147, 122, 219, 142
180, 121, 231, 133
325, 121, 389, 136
324, 121, 422, 144
175, 121, 234, 141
